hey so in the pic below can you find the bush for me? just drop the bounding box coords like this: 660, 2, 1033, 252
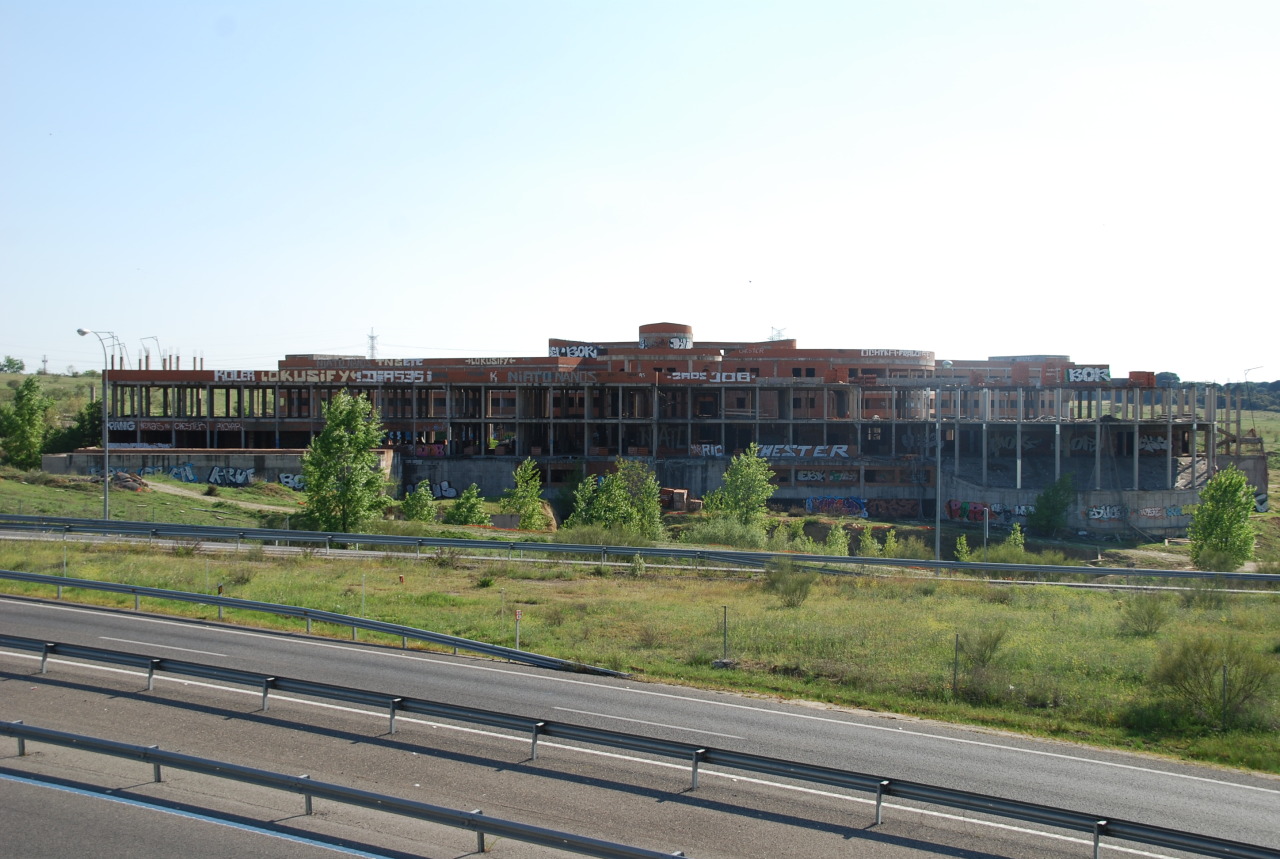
762, 559, 818, 608
959, 626, 1007, 669
679, 516, 767, 549
1150, 635, 1278, 728
442, 483, 490, 526
554, 523, 654, 548
1118, 592, 1173, 636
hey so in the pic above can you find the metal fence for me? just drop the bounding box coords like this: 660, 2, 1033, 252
4, 634, 1276, 859
3, 512, 1279, 585
0, 720, 686, 859
0, 568, 624, 676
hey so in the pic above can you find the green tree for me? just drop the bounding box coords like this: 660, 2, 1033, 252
401, 482, 439, 522
45, 400, 101, 454
0, 355, 25, 373
300, 392, 388, 532
1151, 635, 1277, 727
1188, 465, 1256, 571
443, 482, 491, 526
500, 457, 550, 530
953, 535, 972, 562
823, 523, 850, 556
564, 459, 662, 539
857, 526, 881, 558
1027, 474, 1074, 537
0, 376, 53, 469
702, 443, 775, 525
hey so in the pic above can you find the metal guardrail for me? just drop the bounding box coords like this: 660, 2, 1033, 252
0, 569, 625, 677
4, 512, 1280, 585
3, 634, 1276, 859
0, 720, 687, 859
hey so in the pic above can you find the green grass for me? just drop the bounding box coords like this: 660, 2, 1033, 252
2, 535, 1278, 772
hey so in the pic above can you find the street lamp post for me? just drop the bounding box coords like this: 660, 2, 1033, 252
77, 328, 116, 520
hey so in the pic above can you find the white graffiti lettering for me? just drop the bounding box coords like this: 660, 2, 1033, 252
668, 337, 692, 349
1070, 436, 1097, 452
505, 371, 597, 384
213, 370, 256, 382
548, 345, 599, 359
354, 370, 425, 383
279, 473, 306, 490
1068, 367, 1111, 383
107, 421, 135, 431
796, 470, 826, 482
859, 349, 932, 358
758, 444, 850, 458
1138, 435, 1169, 452
208, 466, 255, 487
689, 444, 724, 456
1087, 504, 1126, 520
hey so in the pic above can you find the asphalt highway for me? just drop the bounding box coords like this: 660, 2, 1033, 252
2, 596, 1278, 858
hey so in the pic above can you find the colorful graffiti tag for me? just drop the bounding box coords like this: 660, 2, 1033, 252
805, 496, 868, 517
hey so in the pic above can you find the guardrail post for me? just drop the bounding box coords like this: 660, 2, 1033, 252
352, 625, 358, 641
134, 590, 140, 611
389, 698, 402, 734
150, 745, 162, 782
472, 810, 484, 852
401, 635, 407, 649
302, 774, 313, 815
147, 659, 160, 691
261, 677, 275, 711
691, 749, 706, 790
1093, 820, 1107, 859
14, 720, 24, 756
40, 643, 52, 674
305, 616, 312, 634
530, 721, 545, 760
875, 780, 890, 825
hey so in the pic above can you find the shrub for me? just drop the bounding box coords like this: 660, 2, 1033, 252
823, 524, 850, 556
762, 559, 818, 608
555, 523, 654, 548
953, 535, 971, 563
1150, 635, 1278, 728
679, 517, 767, 549
442, 483, 490, 526
959, 626, 1007, 669
1118, 592, 1173, 636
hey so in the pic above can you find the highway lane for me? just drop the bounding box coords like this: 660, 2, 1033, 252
3, 595, 1278, 853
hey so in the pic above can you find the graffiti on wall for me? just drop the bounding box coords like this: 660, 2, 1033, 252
689, 444, 725, 456
1087, 504, 1126, 521
805, 496, 868, 517
1068, 367, 1110, 383
865, 498, 921, 519
208, 466, 255, 487
549, 345, 599, 358
1138, 435, 1170, 452
988, 434, 1042, 455
279, 473, 306, 490
407, 480, 461, 499
758, 445, 850, 458
415, 444, 448, 457
945, 500, 1034, 525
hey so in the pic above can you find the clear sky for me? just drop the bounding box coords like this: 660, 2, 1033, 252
2, 1, 1276, 384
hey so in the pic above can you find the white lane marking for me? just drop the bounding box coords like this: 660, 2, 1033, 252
554, 707, 744, 740
99, 637, 226, 657
10, 601, 1280, 797
0, 772, 393, 857
0, 654, 1197, 859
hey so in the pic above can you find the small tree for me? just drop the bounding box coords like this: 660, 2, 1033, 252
953, 535, 972, 562
1151, 635, 1278, 727
0, 376, 53, 469
856, 527, 881, 558
564, 459, 662, 539
443, 483, 491, 526
500, 457, 550, 530
401, 483, 439, 522
763, 558, 818, 608
823, 523, 850, 556
44, 401, 101, 454
0, 355, 25, 373
1188, 465, 1256, 571
300, 391, 388, 532
1027, 474, 1073, 537
702, 443, 776, 525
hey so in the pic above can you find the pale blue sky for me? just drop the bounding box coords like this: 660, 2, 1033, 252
3, 1, 1276, 383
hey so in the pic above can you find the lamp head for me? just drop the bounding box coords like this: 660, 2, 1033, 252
77, 328, 91, 337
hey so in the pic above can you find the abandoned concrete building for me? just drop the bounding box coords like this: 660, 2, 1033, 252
48, 322, 1269, 537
